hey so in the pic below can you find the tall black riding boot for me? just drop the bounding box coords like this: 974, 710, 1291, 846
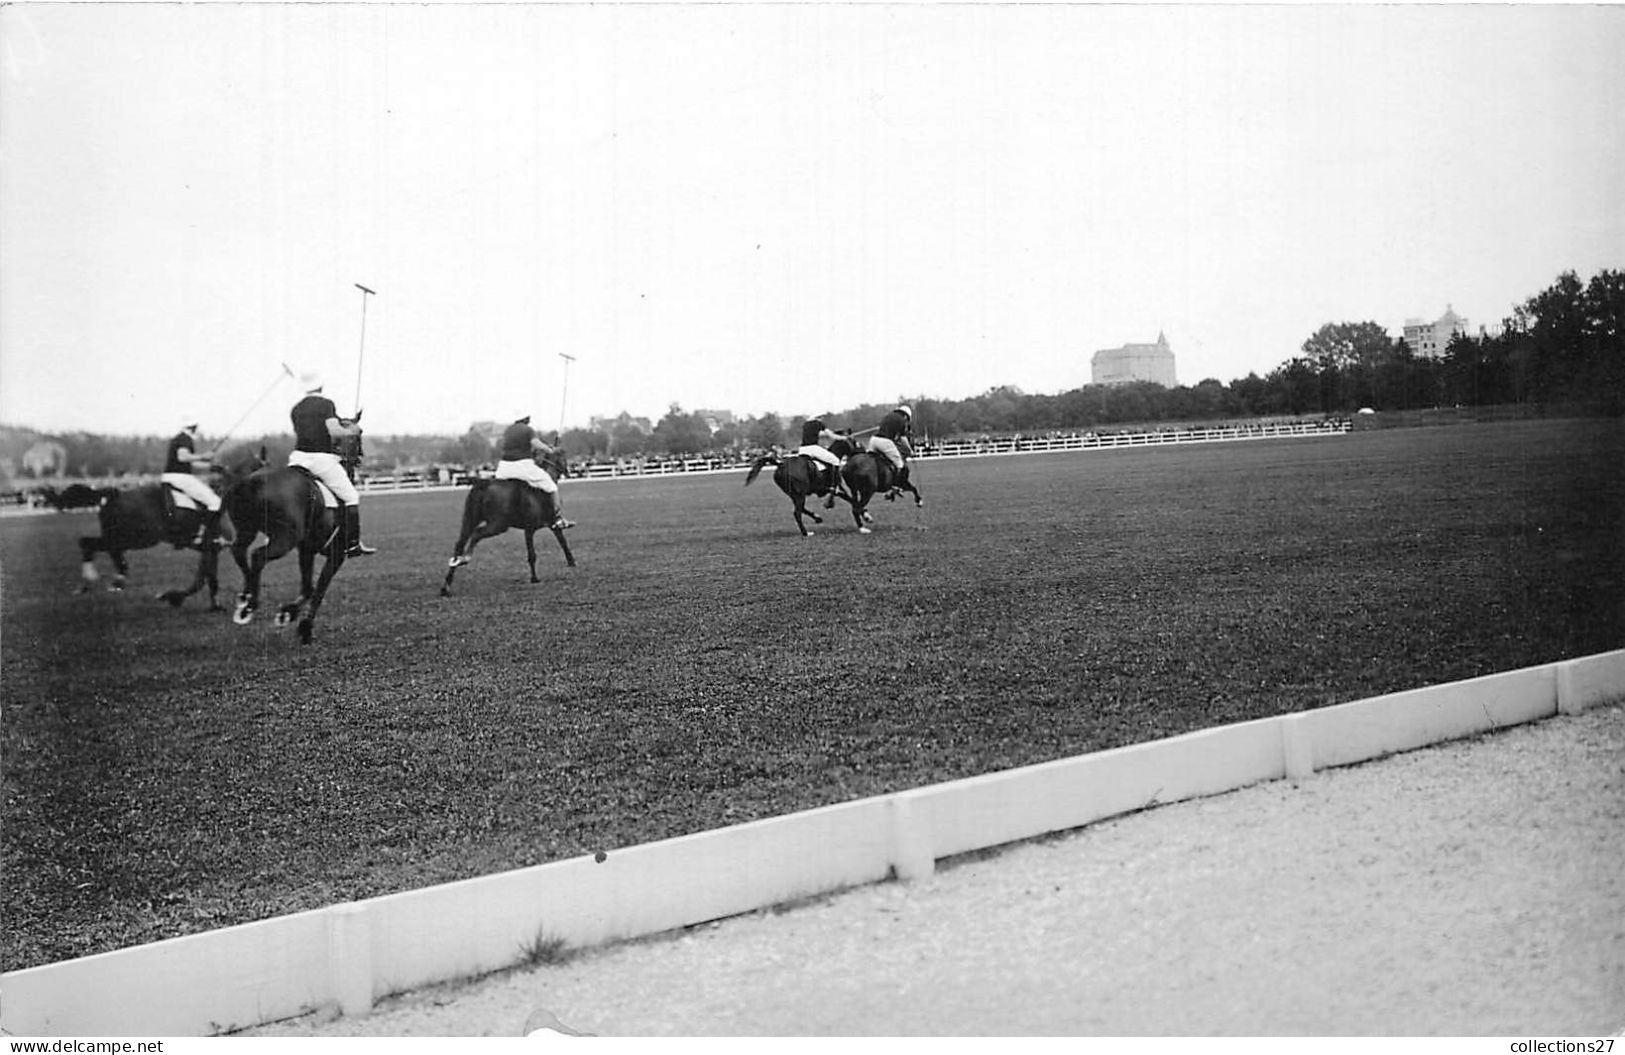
344, 505, 377, 556
202, 507, 233, 546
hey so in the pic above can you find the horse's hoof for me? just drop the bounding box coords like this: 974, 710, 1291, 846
233, 607, 254, 626
275, 610, 293, 627
297, 621, 314, 645
439, 586, 453, 598
447, 555, 469, 568
858, 526, 872, 535
804, 530, 815, 537
159, 591, 186, 608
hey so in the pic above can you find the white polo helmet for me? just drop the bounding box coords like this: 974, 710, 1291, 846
180, 416, 199, 431
299, 370, 325, 393
896, 404, 913, 417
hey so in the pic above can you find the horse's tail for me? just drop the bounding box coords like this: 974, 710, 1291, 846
743, 454, 779, 486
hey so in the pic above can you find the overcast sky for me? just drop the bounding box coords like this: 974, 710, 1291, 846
2, 2, 1621, 438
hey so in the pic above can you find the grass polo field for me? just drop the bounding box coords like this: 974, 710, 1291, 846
3, 418, 1621, 972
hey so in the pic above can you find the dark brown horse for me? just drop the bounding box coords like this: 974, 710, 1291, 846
223, 432, 361, 644
743, 449, 851, 536
440, 448, 575, 596
840, 448, 923, 534
77, 452, 257, 608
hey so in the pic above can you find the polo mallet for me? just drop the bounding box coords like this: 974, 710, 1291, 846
213, 362, 297, 453
353, 283, 376, 420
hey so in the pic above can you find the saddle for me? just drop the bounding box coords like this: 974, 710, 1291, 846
289, 466, 341, 508
795, 455, 836, 493
861, 450, 893, 488
162, 482, 201, 516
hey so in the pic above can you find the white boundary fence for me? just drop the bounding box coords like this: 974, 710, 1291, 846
3, 647, 1620, 1036
0, 421, 1348, 510
348, 420, 1351, 491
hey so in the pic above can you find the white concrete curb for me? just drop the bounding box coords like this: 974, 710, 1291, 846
5, 650, 1621, 1036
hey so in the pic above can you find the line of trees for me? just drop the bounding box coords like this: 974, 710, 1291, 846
1269, 269, 1624, 416
5, 268, 1618, 482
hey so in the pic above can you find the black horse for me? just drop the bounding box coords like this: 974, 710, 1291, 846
743, 448, 851, 537
841, 448, 923, 534
77, 455, 254, 608
440, 448, 575, 596
222, 432, 362, 644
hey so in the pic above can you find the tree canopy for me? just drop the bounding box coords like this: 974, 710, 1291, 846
6, 268, 1618, 484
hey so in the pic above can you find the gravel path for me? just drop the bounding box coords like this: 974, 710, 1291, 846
248, 703, 1625, 1037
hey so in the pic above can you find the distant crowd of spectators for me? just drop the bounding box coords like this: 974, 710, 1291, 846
6, 419, 1350, 505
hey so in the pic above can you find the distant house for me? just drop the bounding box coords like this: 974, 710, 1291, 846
1402, 305, 1470, 359
22, 440, 68, 477
1092, 332, 1177, 387
589, 414, 653, 436
694, 409, 736, 435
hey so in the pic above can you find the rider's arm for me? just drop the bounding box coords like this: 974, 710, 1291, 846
174, 443, 210, 468
325, 416, 361, 439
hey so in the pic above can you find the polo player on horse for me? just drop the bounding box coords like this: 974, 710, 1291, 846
493, 410, 574, 530
288, 371, 376, 557
796, 416, 846, 500
160, 416, 227, 544
866, 403, 916, 498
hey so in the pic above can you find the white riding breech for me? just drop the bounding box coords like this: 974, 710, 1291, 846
796, 444, 843, 469
160, 472, 222, 511
287, 450, 360, 504
495, 458, 559, 493
867, 436, 908, 470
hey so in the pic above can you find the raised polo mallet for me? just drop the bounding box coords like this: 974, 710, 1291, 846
353, 283, 376, 420
557, 352, 576, 435
214, 362, 297, 450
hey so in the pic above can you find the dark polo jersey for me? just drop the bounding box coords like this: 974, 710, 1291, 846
877, 410, 911, 441
291, 395, 338, 453
500, 421, 537, 461
164, 431, 195, 473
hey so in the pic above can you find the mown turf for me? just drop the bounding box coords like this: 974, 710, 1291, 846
2, 419, 1621, 970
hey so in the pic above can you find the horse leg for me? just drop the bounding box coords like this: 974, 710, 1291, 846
441, 524, 503, 595
233, 540, 270, 625
296, 551, 345, 645
78, 536, 103, 592
108, 550, 131, 591
159, 545, 211, 608
162, 514, 225, 609
790, 494, 816, 537
850, 489, 874, 533
524, 528, 540, 583
202, 544, 222, 610
277, 547, 317, 626
897, 466, 924, 507
551, 525, 576, 568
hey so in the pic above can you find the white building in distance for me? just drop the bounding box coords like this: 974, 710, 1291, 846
1092, 332, 1177, 387
1402, 305, 1470, 359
